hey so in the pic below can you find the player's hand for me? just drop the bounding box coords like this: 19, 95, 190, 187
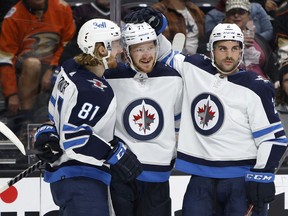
245, 171, 275, 213
106, 141, 142, 182
34, 124, 62, 163
41, 68, 53, 92
7, 94, 20, 115
123, 9, 145, 24
124, 6, 167, 35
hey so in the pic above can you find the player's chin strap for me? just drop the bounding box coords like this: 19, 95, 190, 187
211, 50, 243, 76
102, 51, 111, 70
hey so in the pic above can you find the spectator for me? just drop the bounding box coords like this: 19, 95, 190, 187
224, 0, 279, 84
276, 62, 288, 134
205, 0, 274, 42
152, 0, 205, 55
0, 0, 75, 139
0, 0, 19, 29
105, 22, 182, 216
252, 0, 286, 19
273, 0, 288, 68
33, 18, 142, 216
59, 0, 110, 64
275, 62, 288, 166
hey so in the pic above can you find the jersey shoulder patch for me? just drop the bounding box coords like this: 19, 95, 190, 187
4, 7, 16, 19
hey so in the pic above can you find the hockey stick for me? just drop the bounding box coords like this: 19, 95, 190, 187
245, 204, 254, 216
0, 160, 45, 194
0, 121, 43, 194
172, 33, 186, 52
0, 121, 26, 155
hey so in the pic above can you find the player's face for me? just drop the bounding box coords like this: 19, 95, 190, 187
213, 41, 242, 73
282, 73, 288, 96
130, 41, 157, 73
106, 40, 122, 69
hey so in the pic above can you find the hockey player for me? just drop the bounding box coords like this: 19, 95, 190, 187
124, 7, 288, 216
32, 19, 142, 216
104, 22, 183, 216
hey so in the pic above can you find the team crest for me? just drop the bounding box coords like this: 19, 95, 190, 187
123, 99, 164, 140
191, 93, 224, 135
87, 79, 107, 90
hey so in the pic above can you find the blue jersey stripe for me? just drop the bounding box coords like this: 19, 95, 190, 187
44, 165, 111, 185
63, 137, 88, 149
175, 159, 252, 178
253, 123, 283, 138
137, 170, 172, 182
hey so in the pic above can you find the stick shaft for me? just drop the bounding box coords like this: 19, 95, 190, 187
0, 160, 44, 194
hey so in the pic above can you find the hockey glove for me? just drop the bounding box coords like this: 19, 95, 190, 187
245, 170, 275, 213
106, 141, 142, 182
124, 6, 168, 35
123, 9, 144, 24
34, 124, 62, 163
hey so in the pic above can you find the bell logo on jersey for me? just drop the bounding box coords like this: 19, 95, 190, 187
123, 98, 164, 140
191, 93, 224, 136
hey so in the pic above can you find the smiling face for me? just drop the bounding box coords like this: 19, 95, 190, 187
129, 41, 157, 73
212, 40, 242, 74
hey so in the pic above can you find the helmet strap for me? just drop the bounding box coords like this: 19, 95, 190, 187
102, 51, 110, 70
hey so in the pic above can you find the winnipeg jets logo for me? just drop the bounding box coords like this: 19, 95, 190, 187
133, 104, 155, 133
87, 79, 107, 90
191, 93, 224, 135
123, 99, 164, 140
197, 96, 216, 128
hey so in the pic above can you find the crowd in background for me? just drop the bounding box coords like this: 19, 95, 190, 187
0, 1, 287, 215
0, 0, 287, 158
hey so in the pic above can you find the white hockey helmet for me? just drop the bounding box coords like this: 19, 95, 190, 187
77, 18, 121, 57
209, 23, 244, 75
122, 22, 158, 54
209, 23, 244, 51
121, 22, 158, 72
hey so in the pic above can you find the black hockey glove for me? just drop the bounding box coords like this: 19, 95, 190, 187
106, 141, 142, 182
124, 6, 168, 35
123, 9, 144, 24
34, 124, 63, 163
245, 170, 275, 213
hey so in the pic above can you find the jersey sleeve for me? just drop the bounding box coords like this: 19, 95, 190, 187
249, 80, 288, 172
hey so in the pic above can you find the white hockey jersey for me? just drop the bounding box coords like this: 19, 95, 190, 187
159, 35, 288, 178
105, 62, 182, 182
44, 59, 116, 185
